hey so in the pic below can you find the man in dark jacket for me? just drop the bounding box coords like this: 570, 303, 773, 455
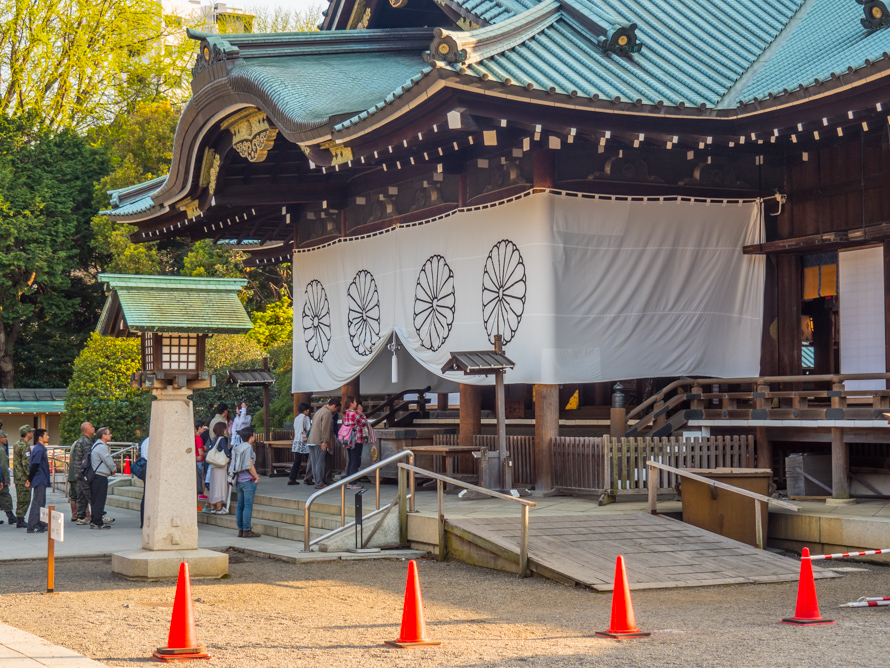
0, 431, 15, 525
26, 428, 51, 533
69, 422, 94, 524
306, 398, 340, 489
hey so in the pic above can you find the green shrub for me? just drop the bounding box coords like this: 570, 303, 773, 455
60, 332, 151, 443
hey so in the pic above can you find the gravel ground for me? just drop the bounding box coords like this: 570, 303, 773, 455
0, 553, 888, 667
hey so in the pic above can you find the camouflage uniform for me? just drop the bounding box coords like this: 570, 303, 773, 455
12, 426, 33, 523
0, 431, 14, 522
69, 434, 93, 520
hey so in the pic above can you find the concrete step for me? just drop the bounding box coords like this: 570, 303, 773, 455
110, 484, 361, 519
197, 510, 328, 541
105, 492, 346, 533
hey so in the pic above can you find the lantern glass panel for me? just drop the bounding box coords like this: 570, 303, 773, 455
161, 334, 198, 371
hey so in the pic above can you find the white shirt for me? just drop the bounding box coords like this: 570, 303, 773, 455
140, 437, 150, 460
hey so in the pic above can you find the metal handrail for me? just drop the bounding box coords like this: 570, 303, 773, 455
398, 462, 537, 577
646, 460, 799, 550
302, 449, 416, 552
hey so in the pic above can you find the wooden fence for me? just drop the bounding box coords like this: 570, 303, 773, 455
552, 437, 608, 493
607, 435, 755, 493
430, 434, 536, 486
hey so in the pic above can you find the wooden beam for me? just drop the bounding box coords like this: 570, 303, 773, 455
214, 183, 346, 207
744, 220, 890, 254
885, 241, 890, 390
777, 255, 802, 379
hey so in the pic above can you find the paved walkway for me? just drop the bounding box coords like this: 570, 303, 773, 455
0, 622, 108, 667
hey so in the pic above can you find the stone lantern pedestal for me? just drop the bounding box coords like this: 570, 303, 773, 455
112, 386, 228, 580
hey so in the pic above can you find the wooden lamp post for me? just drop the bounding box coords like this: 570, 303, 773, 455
96, 274, 253, 580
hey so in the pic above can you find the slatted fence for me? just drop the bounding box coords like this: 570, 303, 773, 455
553, 437, 608, 493
607, 435, 755, 493
473, 435, 536, 487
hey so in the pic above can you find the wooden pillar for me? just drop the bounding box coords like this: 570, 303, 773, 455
534, 384, 558, 493
760, 256, 779, 376
459, 384, 481, 447
437, 392, 449, 411
777, 254, 802, 379
755, 426, 772, 472
884, 241, 890, 388
341, 378, 360, 407
831, 427, 850, 499
262, 357, 271, 441
293, 392, 312, 416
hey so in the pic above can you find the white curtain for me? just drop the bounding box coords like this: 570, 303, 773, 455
292, 191, 764, 393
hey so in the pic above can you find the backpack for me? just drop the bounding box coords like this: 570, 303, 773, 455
131, 456, 147, 481
80, 442, 97, 484
337, 422, 358, 449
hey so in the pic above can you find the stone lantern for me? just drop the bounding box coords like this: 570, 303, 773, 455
96, 274, 253, 579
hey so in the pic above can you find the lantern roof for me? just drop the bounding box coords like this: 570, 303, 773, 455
441, 350, 516, 375
96, 274, 253, 336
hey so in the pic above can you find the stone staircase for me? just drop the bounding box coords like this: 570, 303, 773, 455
106, 479, 353, 544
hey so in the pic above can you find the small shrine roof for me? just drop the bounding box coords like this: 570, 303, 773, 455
96, 274, 253, 335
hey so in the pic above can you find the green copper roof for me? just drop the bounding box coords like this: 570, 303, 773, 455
736, 0, 890, 104
96, 274, 253, 335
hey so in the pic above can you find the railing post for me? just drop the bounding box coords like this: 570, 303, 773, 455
398, 465, 408, 546
690, 384, 704, 411
437, 479, 446, 562
610, 383, 627, 438
340, 485, 346, 527
519, 504, 529, 578
754, 499, 763, 549
648, 462, 657, 515
375, 469, 380, 510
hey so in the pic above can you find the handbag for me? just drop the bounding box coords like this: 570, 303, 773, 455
337, 423, 358, 449
205, 438, 230, 468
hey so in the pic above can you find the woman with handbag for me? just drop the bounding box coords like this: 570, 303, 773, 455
338, 396, 369, 490
205, 422, 231, 514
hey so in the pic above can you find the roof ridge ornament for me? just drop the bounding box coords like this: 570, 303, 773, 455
425, 0, 641, 64
188, 30, 240, 78
858, 0, 890, 30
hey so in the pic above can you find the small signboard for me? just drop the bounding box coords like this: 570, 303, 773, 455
40, 507, 48, 523
50, 510, 64, 542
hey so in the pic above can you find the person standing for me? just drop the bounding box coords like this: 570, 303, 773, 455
0, 431, 15, 525
139, 435, 149, 529
287, 403, 312, 486
25, 429, 51, 533
306, 397, 340, 490
342, 398, 370, 489
89, 427, 117, 530
230, 427, 260, 538
12, 425, 33, 528
231, 402, 251, 446
69, 422, 95, 524
207, 422, 231, 514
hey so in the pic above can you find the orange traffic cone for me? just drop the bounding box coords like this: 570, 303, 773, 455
781, 547, 834, 625
124, 456, 131, 475
152, 562, 211, 662
595, 556, 650, 639
384, 560, 441, 648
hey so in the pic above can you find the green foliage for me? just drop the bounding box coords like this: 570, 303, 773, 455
0, 0, 195, 130
246, 295, 293, 350
60, 333, 151, 443
183, 240, 246, 279
239, 4, 324, 32
204, 335, 264, 371
0, 114, 109, 387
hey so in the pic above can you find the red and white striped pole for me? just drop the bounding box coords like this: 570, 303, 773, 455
803, 549, 890, 560
839, 597, 890, 608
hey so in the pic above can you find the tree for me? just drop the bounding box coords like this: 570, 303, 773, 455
238, 4, 323, 33
60, 332, 151, 443
0, 115, 108, 388
246, 295, 293, 350
0, 0, 195, 130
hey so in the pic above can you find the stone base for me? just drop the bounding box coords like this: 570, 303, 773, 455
825, 498, 857, 506
112, 548, 229, 581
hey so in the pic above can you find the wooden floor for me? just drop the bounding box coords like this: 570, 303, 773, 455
447, 514, 837, 591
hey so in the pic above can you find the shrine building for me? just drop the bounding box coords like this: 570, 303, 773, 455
104, 0, 890, 496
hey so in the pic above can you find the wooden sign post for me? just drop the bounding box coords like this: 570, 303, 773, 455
40, 504, 64, 593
